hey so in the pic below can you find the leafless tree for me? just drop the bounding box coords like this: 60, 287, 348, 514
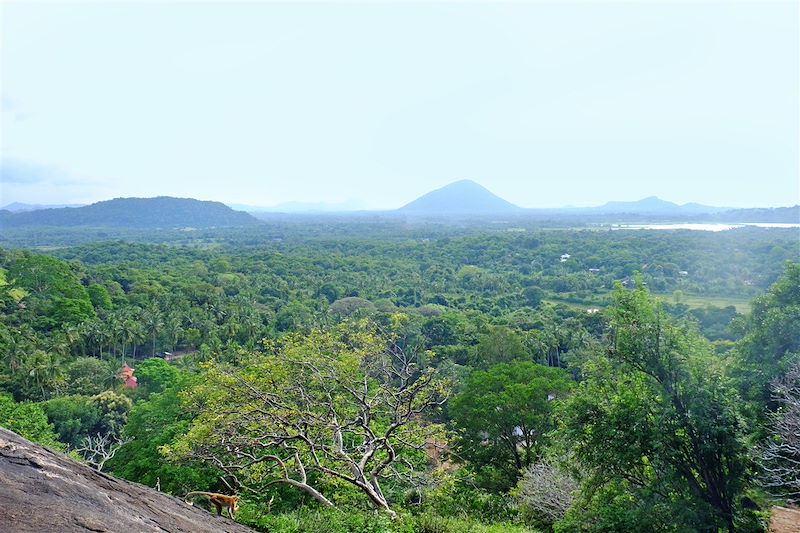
76, 432, 128, 471
516, 458, 577, 525
758, 360, 800, 502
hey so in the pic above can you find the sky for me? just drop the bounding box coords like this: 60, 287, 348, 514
1, 1, 798, 210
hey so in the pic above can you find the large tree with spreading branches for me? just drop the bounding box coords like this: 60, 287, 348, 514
167, 318, 449, 516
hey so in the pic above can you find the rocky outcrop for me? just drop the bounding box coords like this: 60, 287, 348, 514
771, 507, 800, 533
0, 427, 254, 533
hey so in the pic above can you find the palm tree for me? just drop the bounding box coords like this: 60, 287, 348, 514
112, 315, 126, 360
542, 321, 563, 368
116, 312, 143, 361
79, 320, 99, 357
144, 304, 164, 356
60, 324, 82, 356
21, 350, 64, 400
84, 318, 113, 359
166, 314, 184, 352
49, 331, 71, 359
2, 329, 32, 374
99, 320, 115, 360
129, 317, 145, 359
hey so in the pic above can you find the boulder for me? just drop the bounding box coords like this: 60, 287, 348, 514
0, 427, 254, 532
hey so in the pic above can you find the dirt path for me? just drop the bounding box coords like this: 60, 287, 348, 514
771, 507, 800, 533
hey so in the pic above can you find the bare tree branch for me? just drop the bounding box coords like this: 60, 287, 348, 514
758, 360, 800, 502
76, 432, 128, 471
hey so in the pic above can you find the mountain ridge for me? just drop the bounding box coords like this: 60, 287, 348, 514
0, 196, 260, 228
3, 186, 797, 224
592, 196, 728, 214
1, 202, 86, 213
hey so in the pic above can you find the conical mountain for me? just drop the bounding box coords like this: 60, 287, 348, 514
399, 180, 520, 215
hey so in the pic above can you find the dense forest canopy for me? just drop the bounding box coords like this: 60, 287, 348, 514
0, 221, 798, 532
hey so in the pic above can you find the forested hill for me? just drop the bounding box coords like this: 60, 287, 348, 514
710, 205, 800, 223
399, 179, 521, 215
592, 196, 725, 214
0, 197, 260, 228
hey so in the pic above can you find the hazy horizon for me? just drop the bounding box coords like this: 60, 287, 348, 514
2, 1, 798, 209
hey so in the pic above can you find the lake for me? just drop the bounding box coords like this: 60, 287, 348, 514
608, 223, 800, 232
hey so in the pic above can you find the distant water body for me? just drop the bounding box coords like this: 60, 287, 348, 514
609, 223, 800, 232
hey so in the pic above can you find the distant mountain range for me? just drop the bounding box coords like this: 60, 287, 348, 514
395, 181, 797, 222
393, 180, 738, 217
229, 199, 368, 213
2, 183, 797, 228
1, 202, 86, 213
0, 197, 259, 228
590, 196, 728, 215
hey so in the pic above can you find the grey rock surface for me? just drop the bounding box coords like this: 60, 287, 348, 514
0, 427, 255, 532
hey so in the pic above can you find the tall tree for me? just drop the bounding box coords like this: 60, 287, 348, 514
450, 361, 573, 491
167, 319, 448, 516
735, 262, 800, 409
560, 283, 750, 531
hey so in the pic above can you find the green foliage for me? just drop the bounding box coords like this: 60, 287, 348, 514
554, 479, 677, 533
40, 395, 101, 448
240, 507, 413, 533
558, 283, 752, 531
237, 506, 537, 533
421, 312, 479, 365
90, 390, 132, 437
63, 357, 116, 396
450, 362, 573, 491
6, 253, 95, 329
686, 304, 739, 341
0, 393, 62, 448
4, 348, 65, 401
329, 297, 376, 317
107, 381, 217, 495
169, 320, 447, 514
522, 286, 544, 308
412, 512, 536, 533
736, 262, 800, 407
133, 358, 180, 397
275, 300, 315, 332
0, 224, 796, 530
315, 282, 342, 304
87, 283, 112, 310
0, 267, 29, 305
49, 297, 95, 328
419, 478, 517, 524
470, 327, 527, 368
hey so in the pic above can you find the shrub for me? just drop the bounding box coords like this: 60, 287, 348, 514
515, 459, 576, 527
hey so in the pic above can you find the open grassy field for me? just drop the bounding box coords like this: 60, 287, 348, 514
547, 291, 753, 314
660, 293, 753, 314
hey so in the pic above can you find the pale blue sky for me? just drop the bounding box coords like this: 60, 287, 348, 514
1, 1, 798, 209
